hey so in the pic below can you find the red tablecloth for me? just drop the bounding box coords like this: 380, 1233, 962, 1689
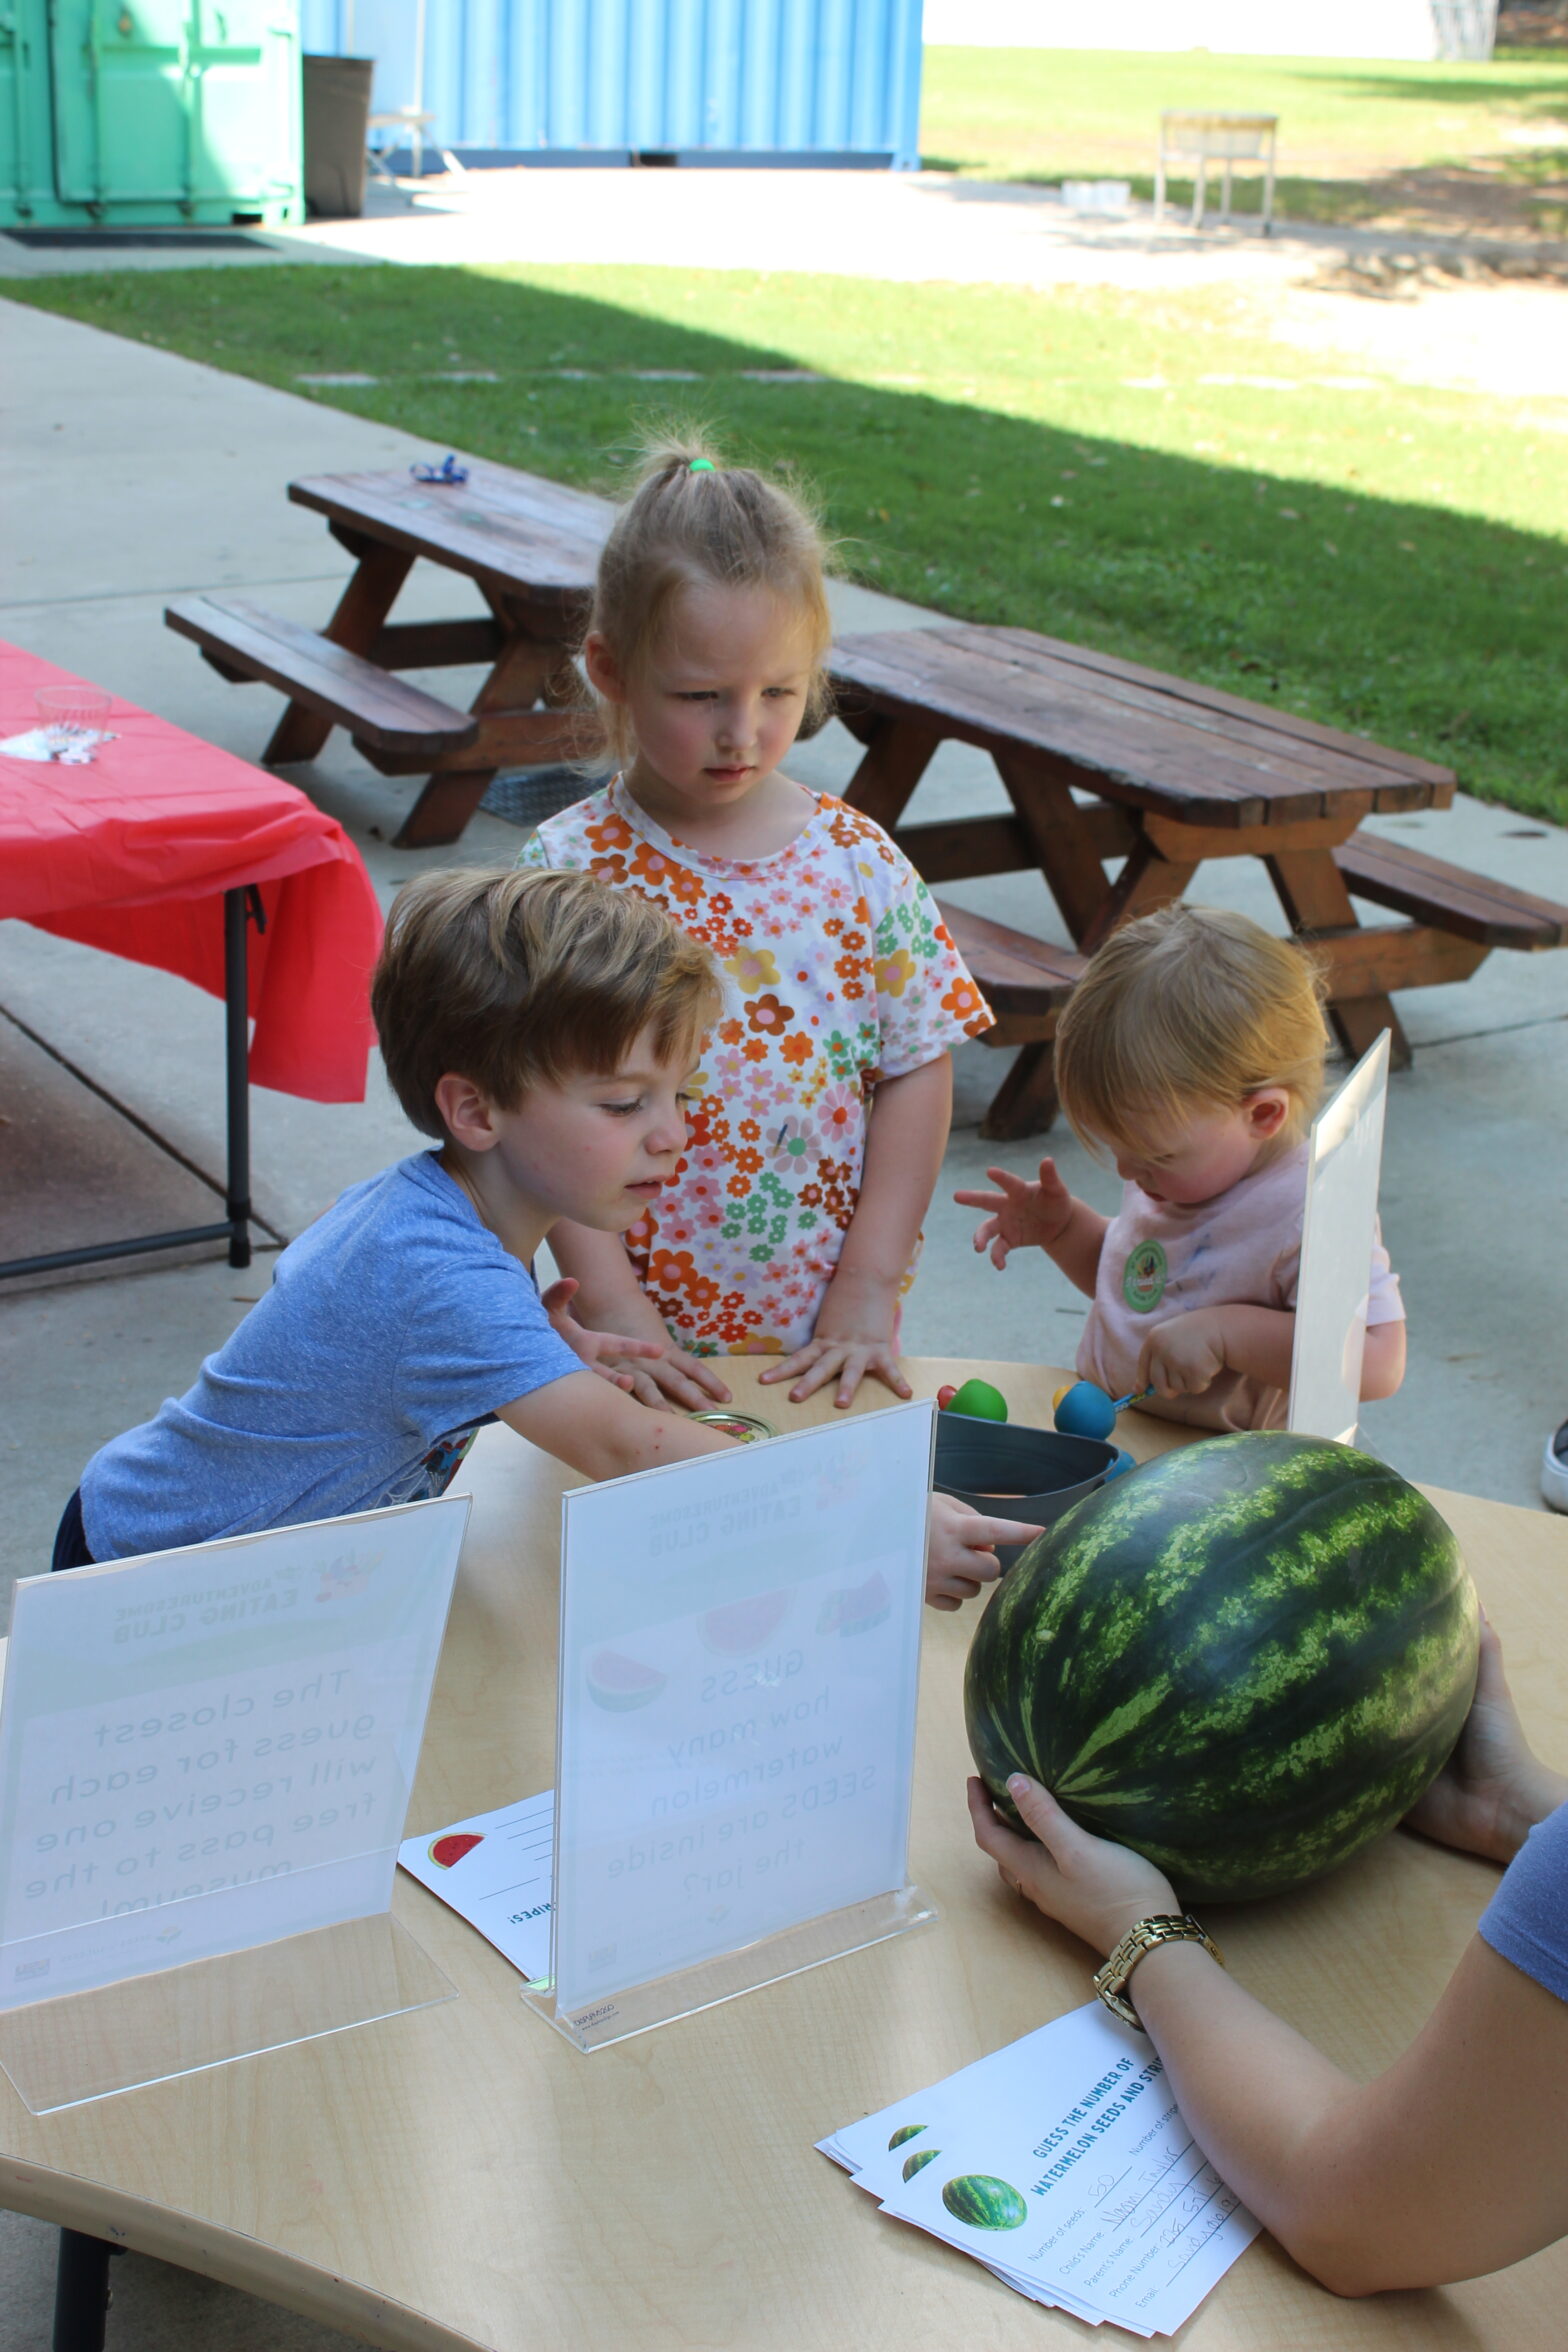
0, 644, 382, 1102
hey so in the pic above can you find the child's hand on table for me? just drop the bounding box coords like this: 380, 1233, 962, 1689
926, 1493, 1042, 1613
541, 1278, 730, 1412
955, 1158, 1077, 1270
758, 1267, 912, 1411
1135, 1308, 1230, 1399
593, 1340, 733, 1415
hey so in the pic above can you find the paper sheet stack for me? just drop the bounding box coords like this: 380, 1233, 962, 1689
819, 2003, 1259, 2335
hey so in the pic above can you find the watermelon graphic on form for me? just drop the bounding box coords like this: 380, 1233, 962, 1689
428, 1832, 482, 1870
586, 1649, 668, 1711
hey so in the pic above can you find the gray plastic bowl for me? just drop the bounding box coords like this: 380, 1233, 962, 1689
934, 1416, 1127, 1569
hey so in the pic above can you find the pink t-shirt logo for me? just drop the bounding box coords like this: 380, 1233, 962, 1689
1122, 1239, 1168, 1313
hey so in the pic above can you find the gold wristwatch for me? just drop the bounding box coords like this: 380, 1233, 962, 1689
1093, 1913, 1224, 2030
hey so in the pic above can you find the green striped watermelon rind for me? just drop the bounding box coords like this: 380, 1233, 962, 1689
964, 1432, 1480, 1906
940, 2174, 1029, 2230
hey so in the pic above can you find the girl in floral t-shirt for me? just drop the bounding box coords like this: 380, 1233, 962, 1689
520, 435, 993, 1413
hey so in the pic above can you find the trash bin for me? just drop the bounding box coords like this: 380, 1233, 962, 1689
302, 56, 375, 219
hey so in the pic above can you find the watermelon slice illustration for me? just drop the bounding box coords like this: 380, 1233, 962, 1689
428, 1832, 482, 1870
902, 2148, 941, 2182
701, 1589, 790, 1655
817, 1570, 891, 1637
586, 1648, 667, 1711
887, 2123, 927, 2151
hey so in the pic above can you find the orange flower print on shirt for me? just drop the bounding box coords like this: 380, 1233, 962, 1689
942, 974, 988, 1028
745, 993, 794, 1038
630, 841, 687, 895
585, 812, 634, 857
517, 776, 991, 1354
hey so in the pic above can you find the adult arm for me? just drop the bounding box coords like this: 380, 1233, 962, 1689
761, 1053, 953, 1409
954, 1157, 1108, 1298
968, 1621, 1568, 2295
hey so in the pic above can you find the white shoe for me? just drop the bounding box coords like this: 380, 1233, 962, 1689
1543, 1420, 1568, 1514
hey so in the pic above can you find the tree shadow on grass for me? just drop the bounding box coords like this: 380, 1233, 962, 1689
9, 263, 1567, 821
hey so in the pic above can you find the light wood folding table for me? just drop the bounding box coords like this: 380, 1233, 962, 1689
5, 1364, 1566, 2351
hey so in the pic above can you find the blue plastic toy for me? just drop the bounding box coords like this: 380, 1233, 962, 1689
1052, 1380, 1152, 1441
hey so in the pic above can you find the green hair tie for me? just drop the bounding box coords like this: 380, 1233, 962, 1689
688, 457, 716, 473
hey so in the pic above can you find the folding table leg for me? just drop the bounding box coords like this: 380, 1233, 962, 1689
224, 887, 256, 1270
53, 2229, 122, 2352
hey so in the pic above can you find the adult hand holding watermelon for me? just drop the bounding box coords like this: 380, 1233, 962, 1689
968, 1618, 1568, 2299
968, 1770, 1176, 1959
965, 1431, 1480, 1904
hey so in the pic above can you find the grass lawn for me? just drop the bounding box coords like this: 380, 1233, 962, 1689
9, 260, 1567, 821
922, 46, 1568, 230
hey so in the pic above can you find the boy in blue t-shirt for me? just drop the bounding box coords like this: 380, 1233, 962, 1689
56, 868, 744, 1567
55, 866, 1025, 1607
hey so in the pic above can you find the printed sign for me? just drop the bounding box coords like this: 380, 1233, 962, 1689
0, 1497, 466, 2009
548, 1404, 933, 2024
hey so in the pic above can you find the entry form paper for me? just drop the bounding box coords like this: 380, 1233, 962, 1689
820, 2003, 1258, 2335
398, 1791, 555, 1984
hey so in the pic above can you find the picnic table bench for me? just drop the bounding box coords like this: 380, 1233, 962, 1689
828, 623, 1568, 1137
167, 461, 609, 849
160, 460, 1568, 1137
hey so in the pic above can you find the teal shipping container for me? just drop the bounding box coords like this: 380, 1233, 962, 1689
300, 0, 924, 171
0, 1, 304, 230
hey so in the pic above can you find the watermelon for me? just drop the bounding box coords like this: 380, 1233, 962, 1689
902, 2148, 941, 2181
887, 2123, 926, 2151
965, 1431, 1479, 1905
941, 2175, 1028, 2230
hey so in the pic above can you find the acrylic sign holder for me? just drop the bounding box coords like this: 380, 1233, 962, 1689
0, 1495, 466, 2111
524, 1405, 937, 2053
1288, 1031, 1392, 1448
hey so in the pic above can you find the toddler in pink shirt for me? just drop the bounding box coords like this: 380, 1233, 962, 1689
956, 905, 1406, 1431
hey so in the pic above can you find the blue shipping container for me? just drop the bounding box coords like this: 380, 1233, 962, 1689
300, 0, 923, 169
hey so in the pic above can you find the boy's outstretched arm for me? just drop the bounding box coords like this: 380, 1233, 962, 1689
499, 1370, 737, 1482
954, 1158, 1107, 1297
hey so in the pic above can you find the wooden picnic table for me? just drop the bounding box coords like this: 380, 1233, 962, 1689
827, 622, 1568, 1137
168, 461, 609, 849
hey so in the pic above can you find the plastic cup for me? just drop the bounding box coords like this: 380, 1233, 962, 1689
35, 686, 111, 746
